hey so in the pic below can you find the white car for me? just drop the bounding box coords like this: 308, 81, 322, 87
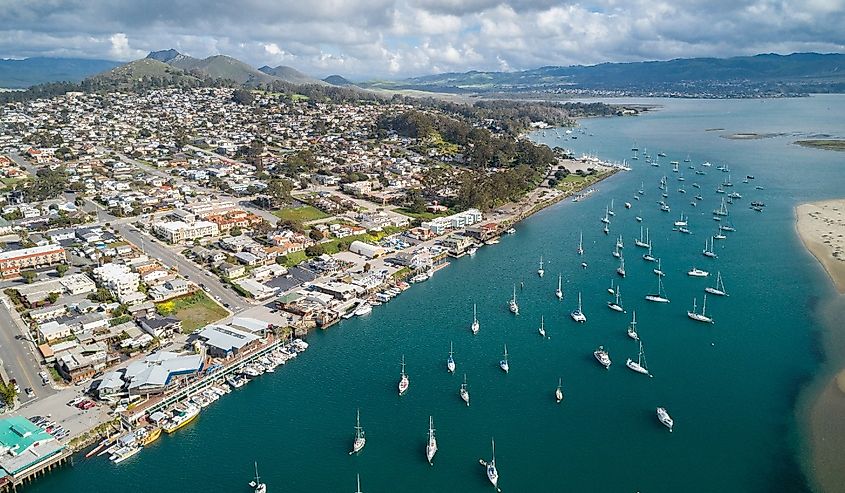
39, 371, 50, 385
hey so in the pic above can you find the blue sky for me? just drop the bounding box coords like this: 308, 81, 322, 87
1, 0, 843, 79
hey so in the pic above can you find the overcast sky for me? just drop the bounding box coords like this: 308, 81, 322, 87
1, 0, 843, 79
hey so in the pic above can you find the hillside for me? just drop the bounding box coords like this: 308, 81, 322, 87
0, 57, 120, 88
259, 65, 325, 85
84, 58, 207, 91
323, 74, 354, 86
163, 54, 277, 85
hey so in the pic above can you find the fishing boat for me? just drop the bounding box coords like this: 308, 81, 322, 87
398, 355, 410, 395
555, 274, 563, 300
141, 427, 161, 446
687, 295, 714, 323
643, 244, 656, 262
537, 256, 544, 278
499, 345, 509, 373
571, 292, 587, 322
460, 374, 470, 406
594, 345, 611, 369
608, 286, 624, 312
350, 409, 366, 454
645, 276, 670, 303
688, 267, 709, 277
447, 342, 456, 373
616, 257, 626, 277
163, 403, 200, 434
702, 236, 718, 258
471, 304, 480, 334
626, 340, 651, 376
485, 438, 499, 488
657, 407, 674, 432
653, 258, 665, 277
249, 462, 267, 493
627, 311, 639, 340
555, 378, 564, 403
705, 271, 729, 296
577, 231, 584, 255
635, 226, 650, 248
426, 416, 437, 465
538, 316, 546, 337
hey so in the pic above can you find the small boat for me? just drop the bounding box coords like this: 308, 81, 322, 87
635, 226, 650, 248
499, 344, 509, 373
555, 378, 564, 403
627, 311, 639, 340
467, 245, 478, 256
354, 303, 372, 317
471, 304, 480, 334
616, 257, 626, 277
635, 216, 643, 222
537, 256, 545, 278
626, 340, 651, 377
460, 374, 470, 406
538, 316, 546, 337
702, 236, 718, 258
625, 202, 632, 209
658, 152, 667, 157
688, 267, 709, 277
608, 278, 616, 295
571, 292, 587, 323
687, 295, 714, 323
485, 439, 499, 488
249, 462, 267, 493
616, 234, 624, 250
350, 409, 366, 455
600, 207, 610, 224
657, 407, 674, 432
612, 243, 621, 258
593, 345, 611, 369
506, 228, 516, 235
426, 416, 437, 465
398, 355, 410, 395
508, 285, 519, 315
577, 231, 584, 255
645, 276, 670, 303
607, 286, 624, 312
447, 342, 456, 373
653, 258, 665, 277
555, 274, 563, 300
642, 244, 656, 262
705, 271, 729, 296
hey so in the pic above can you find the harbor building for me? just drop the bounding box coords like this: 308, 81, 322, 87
0, 417, 66, 487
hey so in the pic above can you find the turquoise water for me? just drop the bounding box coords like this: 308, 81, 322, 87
34, 96, 845, 492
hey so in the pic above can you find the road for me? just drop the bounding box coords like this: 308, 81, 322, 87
7, 152, 40, 176
0, 299, 56, 402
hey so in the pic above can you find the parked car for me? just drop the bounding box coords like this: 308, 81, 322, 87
24, 387, 34, 398
39, 371, 50, 385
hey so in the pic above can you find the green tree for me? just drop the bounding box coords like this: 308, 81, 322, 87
309, 229, 324, 241
47, 292, 60, 304
232, 89, 254, 105
56, 264, 69, 277
20, 271, 36, 284
305, 244, 325, 257
0, 382, 17, 408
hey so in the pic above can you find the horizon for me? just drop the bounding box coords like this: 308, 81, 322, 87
1, 0, 844, 79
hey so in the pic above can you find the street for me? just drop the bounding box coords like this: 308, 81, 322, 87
0, 299, 56, 402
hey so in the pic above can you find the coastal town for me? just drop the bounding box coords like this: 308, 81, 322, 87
0, 86, 616, 488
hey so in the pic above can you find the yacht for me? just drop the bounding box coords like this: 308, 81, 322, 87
674, 213, 688, 227
705, 271, 729, 296
607, 286, 624, 312
471, 304, 480, 334
626, 340, 651, 376
702, 237, 718, 258
688, 267, 709, 277
499, 345, 509, 373
571, 292, 587, 323
508, 285, 519, 315
460, 374, 470, 406
163, 403, 200, 434
635, 226, 650, 248
616, 257, 626, 277
555, 274, 563, 300
350, 409, 366, 455
538, 316, 546, 338
398, 355, 410, 395
555, 378, 564, 403
687, 295, 714, 323
627, 311, 639, 340
249, 462, 267, 493
643, 244, 656, 262
485, 439, 499, 488
593, 345, 611, 369
354, 302, 373, 317
577, 231, 584, 255
657, 407, 674, 432
537, 256, 545, 278
426, 416, 437, 465
447, 342, 456, 373
645, 276, 670, 303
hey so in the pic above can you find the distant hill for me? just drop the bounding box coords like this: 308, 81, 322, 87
366, 52, 845, 96
85, 58, 206, 91
258, 65, 325, 85
323, 74, 354, 86
0, 57, 120, 88
159, 53, 276, 85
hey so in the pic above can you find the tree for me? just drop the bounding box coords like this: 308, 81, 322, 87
229, 227, 243, 237
309, 229, 324, 241
47, 292, 60, 304
266, 179, 292, 207
405, 189, 427, 214
232, 89, 254, 105
305, 244, 325, 257
56, 264, 69, 277
74, 197, 85, 207
89, 288, 114, 303
0, 382, 17, 408
363, 262, 372, 272
20, 271, 36, 284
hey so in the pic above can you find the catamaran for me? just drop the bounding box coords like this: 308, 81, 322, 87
657, 407, 674, 432
705, 271, 729, 296
499, 344, 509, 373
538, 316, 546, 337
627, 311, 639, 340
687, 295, 714, 323
626, 340, 651, 376
460, 374, 470, 406
643, 244, 656, 262
594, 345, 611, 369
608, 286, 624, 312
645, 276, 670, 303
249, 462, 267, 493
688, 267, 709, 277
426, 416, 437, 465
571, 292, 587, 322
508, 285, 519, 315
350, 409, 366, 455
616, 257, 626, 277
702, 237, 718, 258
485, 438, 499, 488
555, 378, 564, 403
635, 226, 650, 248
537, 256, 544, 278
398, 355, 410, 395
447, 342, 456, 373
555, 274, 563, 300
471, 304, 480, 334
577, 231, 584, 255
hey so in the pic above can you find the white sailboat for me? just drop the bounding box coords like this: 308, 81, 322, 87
608, 278, 615, 295
616, 257, 626, 277
538, 316, 546, 337
616, 234, 624, 250
645, 276, 670, 303
687, 295, 714, 323
508, 285, 519, 315
593, 345, 611, 369
608, 199, 616, 216
485, 438, 499, 488
350, 409, 366, 455
577, 231, 584, 255
607, 286, 624, 312
612, 242, 621, 258
627, 311, 639, 340
355, 474, 362, 493
499, 344, 509, 373
249, 462, 267, 493
555, 274, 563, 300
702, 236, 718, 258
653, 258, 665, 277
447, 341, 456, 373
705, 271, 729, 296
635, 226, 650, 248
426, 416, 437, 465
643, 243, 656, 262
657, 407, 674, 432
555, 378, 564, 403
571, 292, 587, 322
537, 256, 545, 277
601, 206, 610, 224
626, 340, 652, 376
398, 355, 409, 395
460, 374, 470, 406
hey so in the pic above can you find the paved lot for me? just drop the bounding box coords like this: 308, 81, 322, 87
14, 384, 111, 439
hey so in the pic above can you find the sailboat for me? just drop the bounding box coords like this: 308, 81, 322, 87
608, 278, 615, 295
447, 342, 456, 373
653, 258, 665, 277
626, 340, 651, 376
607, 286, 624, 312
657, 407, 674, 432
687, 295, 714, 323
705, 271, 729, 296
608, 199, 616, 216
645, 276, 670, 303
638, 181, 645, 195
398, 355, 409, 395
471, 304, 480, 334
350, 409, 366, 455
643, 243, 656, 262
355, 474, 362, 493
485, 438, 499, 488
616, 234, 624, 250
499, 345, 509, 373
571, 292, 587, 322
627, 311, 639, 340
249, 462, 267, 493
538, 316, 546, 337
635, 226, 650, 248
537, 256, 544, 278
426, 416, 437, 465
702, 236, 718, 258
612, 242, 621, 258
601, 206, 610, 224
577, 231, 584, 255
555, 274, 563, 300
508, 285, 519, 315
460, 374, 470, 406
593, 345, 611, 369
555, 378, 564, 403
616, 257, 626, 277
713, 197, 729, 217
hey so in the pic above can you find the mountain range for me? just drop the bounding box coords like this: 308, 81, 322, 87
0, 57, 120, 88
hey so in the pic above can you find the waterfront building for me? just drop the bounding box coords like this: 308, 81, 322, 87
0, 417, 65, 482
349, 240, 385, 259
196, 325, 260, 358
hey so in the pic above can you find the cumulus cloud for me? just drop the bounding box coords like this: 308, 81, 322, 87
0, 0, 842, 78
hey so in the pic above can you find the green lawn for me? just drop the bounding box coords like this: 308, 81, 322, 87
280, 250, 307, 267
155, 292, 229, 333
273, 205, 330, 222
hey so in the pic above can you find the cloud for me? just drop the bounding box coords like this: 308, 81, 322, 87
0, 0, 842, 79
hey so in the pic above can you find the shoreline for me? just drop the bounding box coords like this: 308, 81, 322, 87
795, 200, 845, 294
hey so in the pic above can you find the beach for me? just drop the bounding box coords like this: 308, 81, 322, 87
796, 199, 845, 293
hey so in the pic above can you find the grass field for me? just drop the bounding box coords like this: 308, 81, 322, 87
280, 250, 307, 267
156, 292, 229, 333
273, 205, 330, 222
